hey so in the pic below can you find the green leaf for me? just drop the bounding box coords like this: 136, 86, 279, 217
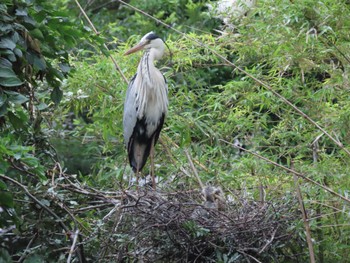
0, 103, 7, 117
33, 56, 46, 70
0, 67, 18, 78
58, 63, 71, 73
15, 7, 28, 16
0, 4, 7, 13
13, 48, 23, 57
0, 248, 12, 263
0, 180, 7, 190
8, 111, 24, 129
0, 58, 12, 68
0, 191, 14, 208
36, 102, 49, 110
4, 91, 28, 104
23, 16, 37, 28
0, 38, 16, 50
0, 76, 23, 87
0, 93, 7, 107
0, 23, 13, 34
0, 49, 16, 62
51, 86, 63, 105
11, 31, 19, 43
25, 52, 46, 69
30, 28, 44, 40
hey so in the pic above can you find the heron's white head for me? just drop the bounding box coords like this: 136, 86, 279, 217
124, 32, 165, 60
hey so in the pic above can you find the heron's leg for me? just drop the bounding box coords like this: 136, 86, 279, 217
150, 137, 156, 190
136, 169, 139, 191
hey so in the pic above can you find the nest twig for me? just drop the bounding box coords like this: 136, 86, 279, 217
1, 171, 301, 262
95, 188, 299, 262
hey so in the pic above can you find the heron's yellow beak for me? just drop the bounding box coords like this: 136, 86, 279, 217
124, 41, 147, 56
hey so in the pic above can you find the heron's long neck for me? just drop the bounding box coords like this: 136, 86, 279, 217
134, 49, 167, 119
138, 49, 159, 87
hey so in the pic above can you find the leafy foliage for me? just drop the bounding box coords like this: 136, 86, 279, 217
1, 0, 350, 262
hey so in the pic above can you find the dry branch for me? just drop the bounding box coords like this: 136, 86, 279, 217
0, 168, 304, 262
93, 188, 299, 262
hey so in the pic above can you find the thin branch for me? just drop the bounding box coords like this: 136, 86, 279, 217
316, 224, 350, 228
238, 250, 263, 263
162, 134, 209, 172
0, 174, 70, 233
67, 229, 80, 263
293, 164, 316, 263
219, 139, 350, 204
259, 227, 277, 254
312, 134, 324, 263
116, 0, 350, 157
74, 0, 128, 84
184, 148, 204, 190
18, 232, 38, 263
307, 210, 342, 221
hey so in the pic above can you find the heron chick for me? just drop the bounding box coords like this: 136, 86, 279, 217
203, 186, 225, 210
123, 32, 168, 189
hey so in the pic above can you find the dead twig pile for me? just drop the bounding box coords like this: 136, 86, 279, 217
1, 170, 302, 262
97, 188, 300, 262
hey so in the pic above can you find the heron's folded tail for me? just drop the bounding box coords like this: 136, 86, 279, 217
129, 140, 152, 173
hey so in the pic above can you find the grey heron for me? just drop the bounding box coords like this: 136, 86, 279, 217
123, 32, 168, 189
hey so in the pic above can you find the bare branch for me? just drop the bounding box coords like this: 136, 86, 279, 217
184, 148, 204, 190
293, 165, 316, 263
67, 229, 80, 263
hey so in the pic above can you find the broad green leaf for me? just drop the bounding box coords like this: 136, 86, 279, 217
0, 103, 7, 117
0, 58, 12, 68
11, 31, 19, 43
0, 23, 13, 34
15, 108, 28, 122
0, 76, 23, 87
30, 28, 44, 40
23, 15, 36, 28
0, 38, 16, 50
8, 111, 24, 129
15, 7, 28, 16
4, 91, 28, 104
36, 102, 49, 110
0, 49, 16, 62
58, 63, 71, 73
0, 67, 17, 78
0, 4, 7, 13
33, 56, 46, 70
13, 48, 23, 57
51, 86, 63, 105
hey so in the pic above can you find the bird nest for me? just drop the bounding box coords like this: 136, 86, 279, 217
96, 186, 300, 262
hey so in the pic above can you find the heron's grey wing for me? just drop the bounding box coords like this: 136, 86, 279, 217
123, 75, 137, 148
